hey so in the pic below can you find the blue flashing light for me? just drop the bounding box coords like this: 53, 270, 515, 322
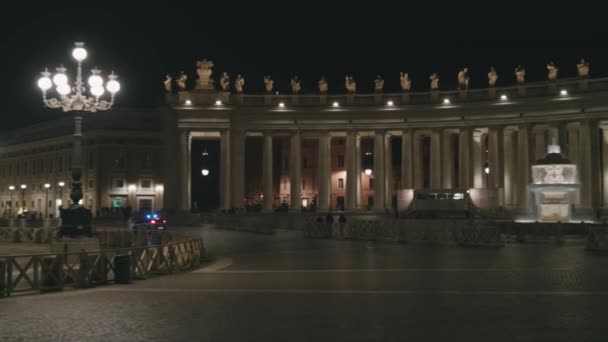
153, 214, 158, 219
146, 214, 151, 219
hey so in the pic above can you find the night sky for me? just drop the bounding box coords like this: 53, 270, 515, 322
2, 2, 607, 131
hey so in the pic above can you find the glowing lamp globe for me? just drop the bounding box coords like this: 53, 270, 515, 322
72, 46, 88, 62
57, 84, 71, 96
37, 77, 52, 91
201, 169, 210, 176
364, 168, 372, 176
53, 73, 68, 86
88, 74, 103, 88
106, 79, 120, 94
91, 86, 105, 97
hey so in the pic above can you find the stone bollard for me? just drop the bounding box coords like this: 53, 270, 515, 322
40, 256, 64, 292
75, 251, 92, 288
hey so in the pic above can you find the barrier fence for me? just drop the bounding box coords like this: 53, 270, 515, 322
0, 237, 205, 297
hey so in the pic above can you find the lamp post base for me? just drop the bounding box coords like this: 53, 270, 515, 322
58, 206, 93, 238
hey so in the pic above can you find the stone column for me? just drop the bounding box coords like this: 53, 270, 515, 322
578, 120, 593, 213
178, 129, 190, 211
413, 133, 423, 189
262, 134, 273, 212
355, 133, 362, 209
373, 131, 386, 212
488, 126, 505, 206
318, 133, 331, 212
401, 129, 413, 189
472, 130, 483, 188
345, 131, 357, 210
503, 129, 514, 208
384, 134, 393, 207
567, 124, 580, 165
219, 130, 231, 211
458, 127, 471, 189
601, 124, 608, 209
441, 130, 453, 188
534, 126, 547, 160
430, 130, 441, 188
517, 124, 530, 215
289, 132, 302, 211
231, 131, 245, 209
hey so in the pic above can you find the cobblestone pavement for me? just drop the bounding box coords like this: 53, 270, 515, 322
2, 225, 608, 341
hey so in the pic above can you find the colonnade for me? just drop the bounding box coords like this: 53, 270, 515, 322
177, 119, 607, 215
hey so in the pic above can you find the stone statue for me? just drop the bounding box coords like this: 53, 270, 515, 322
374, 75, 384, 92
345, 75, 356, 93
318, 76, 328, 93
577, 58, 590, 77
291, 76, 302, 93
264, 76, 274, 93
400, 72, 411, 91
457, 68, 470, 89
488, 67, 498, 87
195, 59, 215, 90
515, 65, 526, 84
176, 71, 188, 90
234, 74, 245, 93
163, 74, 172, 93
220, 72, 230, 91
547, 61, 558, 81
429, 73, 439, 90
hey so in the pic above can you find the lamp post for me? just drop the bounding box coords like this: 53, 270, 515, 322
44, 183, 51, 218
20, 184, 27, 215
8, 185, 15, 218
37, 42, 120, 237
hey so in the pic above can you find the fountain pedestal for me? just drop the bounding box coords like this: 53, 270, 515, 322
530, 144, 579, 222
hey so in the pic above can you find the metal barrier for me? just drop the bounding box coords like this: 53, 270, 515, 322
0, 237, 204, 297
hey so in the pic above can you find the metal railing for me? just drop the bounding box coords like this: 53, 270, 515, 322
0, 237, 204, 297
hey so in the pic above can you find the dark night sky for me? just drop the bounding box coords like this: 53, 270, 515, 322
2, 2, 607, 131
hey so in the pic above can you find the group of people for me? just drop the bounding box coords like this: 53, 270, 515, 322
164, 59, 591, 94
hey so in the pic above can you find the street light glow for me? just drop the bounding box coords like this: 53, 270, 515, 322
443, 98, 451, 105
386, 100, 394, 106
44, 183, 51, 189
58, 181, 65, 187
560, 89, 568, 96
500, 94, 508, 101
332, 101, 339, 107
201, 168, 210, 176
364, 168, 372, 176
72, 43, 87, 61
8, 185, 15, 191
278, 102, 285, 108
20, 184, 27, 190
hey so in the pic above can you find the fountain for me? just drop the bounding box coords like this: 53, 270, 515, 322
529, 142, 579, 222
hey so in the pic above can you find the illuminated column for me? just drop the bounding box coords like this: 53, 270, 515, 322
262, 134, 273, 212
458, 127, 471, 189
516, 124, 530, 214
430, 130, 441, 188
373, 131, 386, 212
384, 134, 393, 207
289, 131, 302, 211
601, 124, 608, 209
318, 133, 331, 212
231, 130, 245, 209
178, 129, 190, 211
534, 126, 547, 160
488, 126, 505, 205
346, 131, 359, 210
441, 130, 453, 188
503, 128, 515, 208
401, 129, 413, 189
579, 120, 593, 212
472, 130, 483, 188
413, 133, 423, 189
219, 130, 231, 210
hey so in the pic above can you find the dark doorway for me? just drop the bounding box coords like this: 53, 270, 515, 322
336, 196, 345, 211
191, 139, 220, 211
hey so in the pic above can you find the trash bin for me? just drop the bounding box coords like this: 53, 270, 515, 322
41, 256, 63, 292
114, 254, 131, 284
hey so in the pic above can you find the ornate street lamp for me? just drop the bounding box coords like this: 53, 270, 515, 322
44, 183, 51, 218
8, 185, 15, 218
37, 42, 120, 237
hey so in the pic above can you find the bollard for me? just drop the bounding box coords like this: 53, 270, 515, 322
113, 254, 131, 284
40, 256, 64, 292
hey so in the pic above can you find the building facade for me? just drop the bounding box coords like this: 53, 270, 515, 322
2, 77, 608, 219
